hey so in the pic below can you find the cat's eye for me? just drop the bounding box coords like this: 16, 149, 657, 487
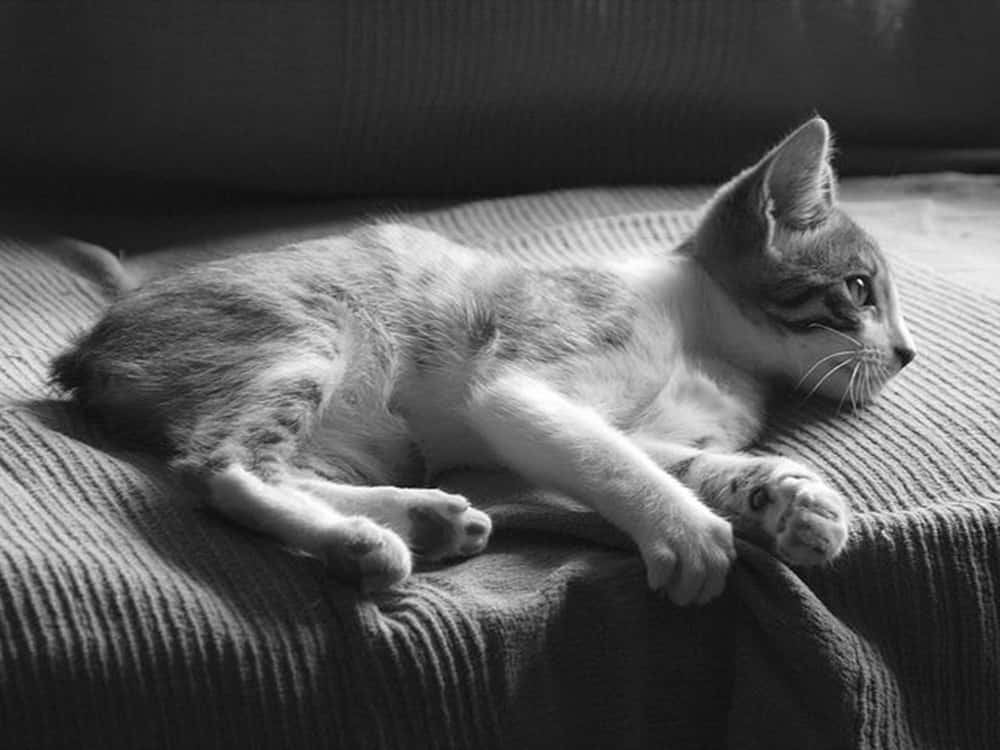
845, 276, 873, 306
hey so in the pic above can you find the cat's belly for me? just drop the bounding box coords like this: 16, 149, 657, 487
411, 422, 501, 476
301, 390, 501, 486
397, 391, 504, 476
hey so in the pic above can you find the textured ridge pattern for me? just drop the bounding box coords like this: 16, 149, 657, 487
2, 180, 999, 749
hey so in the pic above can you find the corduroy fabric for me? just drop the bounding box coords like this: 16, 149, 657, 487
1, 180, 999, 749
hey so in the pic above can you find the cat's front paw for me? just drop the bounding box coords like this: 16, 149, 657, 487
741, 461, 850, 565
771, 477, 849, 565
640, 502, 735, 606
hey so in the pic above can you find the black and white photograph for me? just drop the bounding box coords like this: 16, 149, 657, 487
1, 3, 999, 748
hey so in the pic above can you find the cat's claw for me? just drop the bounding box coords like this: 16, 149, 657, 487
640, 504, 735, 606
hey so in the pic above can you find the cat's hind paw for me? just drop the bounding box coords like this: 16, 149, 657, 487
321, 517, 413, 592
403, 490, 493, 562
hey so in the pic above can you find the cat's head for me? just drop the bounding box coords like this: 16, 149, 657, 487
683, 117, 915, 405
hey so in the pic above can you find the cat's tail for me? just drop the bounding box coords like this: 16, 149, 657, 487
50, 339, 90, 396
51, 322, 133, 405
50, 333, 173, 452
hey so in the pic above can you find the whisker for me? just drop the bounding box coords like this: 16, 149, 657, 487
877, 362, 891, 396
837, 361, 861, 415
802, 356, 855, 403
867, 361, 883, 402
873, 359, 887, 391
794, 350, 855, 392
860, 361, 874, 404
808, 322, 862, 348
849, 362, 862, 412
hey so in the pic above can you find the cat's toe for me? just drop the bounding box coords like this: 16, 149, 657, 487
774, 481, 849, 566
321, 517, 412, 592
406, 490, 492, 562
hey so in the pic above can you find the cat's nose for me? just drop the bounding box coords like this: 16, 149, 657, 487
894, 346, 916, 368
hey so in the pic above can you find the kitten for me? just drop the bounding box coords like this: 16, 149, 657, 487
51, 117, 914, 605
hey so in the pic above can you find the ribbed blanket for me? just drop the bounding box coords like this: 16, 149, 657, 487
2, 178, 999, 749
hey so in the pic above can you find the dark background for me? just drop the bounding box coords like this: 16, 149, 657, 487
3, 1, 999, 200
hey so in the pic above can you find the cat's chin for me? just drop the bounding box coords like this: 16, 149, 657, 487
785, 364, 893, 409
820, 370, 892, 409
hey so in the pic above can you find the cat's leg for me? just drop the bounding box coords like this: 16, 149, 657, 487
289, 475, 492, 563
177, 388, 490, 589
205, 466, 491, 590
207, 464, 413, 592
173, 360, 333, 482
465, 372, 735, 605
172, 361, 423, 592
634, 438, 850, 565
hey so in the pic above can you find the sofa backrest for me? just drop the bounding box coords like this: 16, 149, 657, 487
3, 1, 999, 196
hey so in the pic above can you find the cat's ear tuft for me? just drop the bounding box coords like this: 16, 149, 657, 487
761, 117, 836, 228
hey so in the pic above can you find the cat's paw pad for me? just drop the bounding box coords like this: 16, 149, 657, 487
404, 490, 492, 562
321, 517, 412, 592
769, 476, 849, 566
724, 459, 849, 565
641, 505, 735, 606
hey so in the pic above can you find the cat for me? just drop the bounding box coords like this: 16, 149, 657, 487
51, 117, 915, 605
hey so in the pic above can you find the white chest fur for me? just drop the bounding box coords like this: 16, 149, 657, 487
544, 308, 764, 454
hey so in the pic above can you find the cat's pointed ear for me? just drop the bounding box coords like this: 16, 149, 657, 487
759, 117, 836, 228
